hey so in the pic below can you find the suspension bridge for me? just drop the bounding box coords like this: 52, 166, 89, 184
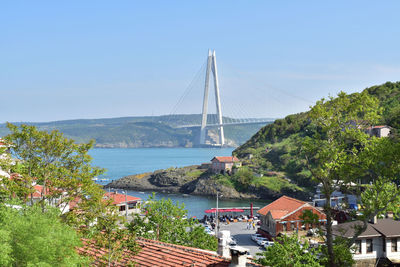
170, 50, 272, 147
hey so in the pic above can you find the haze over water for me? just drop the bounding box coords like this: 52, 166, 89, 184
89, 148, 267, 217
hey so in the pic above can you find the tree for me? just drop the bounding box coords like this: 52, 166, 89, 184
0, 203, 88, 266
129, 194, 217, 251
84, 204, 139, 267
232, 167, 254, 190
302, 91, 400, 266
5, 123, 105, 225
256, 235, 322, 267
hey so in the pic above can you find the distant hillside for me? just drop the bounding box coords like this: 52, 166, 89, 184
233, 81, 400, 189
0, 114, 273, 148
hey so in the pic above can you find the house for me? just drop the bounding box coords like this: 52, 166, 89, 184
104, 191, 141, 216
366, 125, 391, 138
210, 156, 241, 174
79, 237, 260, 267
332, 218, 400, 266
28, 184, 71, 214
257, 195, 326, 238
313, 182, 358, 210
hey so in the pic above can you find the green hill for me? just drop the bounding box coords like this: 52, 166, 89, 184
0, 115, 273, 148
233, 81, 400, 190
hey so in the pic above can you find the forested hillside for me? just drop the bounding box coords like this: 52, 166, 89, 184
233, 81, 400, 189
0, 115, 271, 148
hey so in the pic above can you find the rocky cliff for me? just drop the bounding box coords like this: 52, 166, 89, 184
105, 165, 309, 200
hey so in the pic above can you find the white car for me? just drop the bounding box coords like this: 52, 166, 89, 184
251, 234, 262, 241
257, 238, 269, 246
263, 241, 275, 248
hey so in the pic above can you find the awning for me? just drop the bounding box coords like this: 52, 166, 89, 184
204, 208, 244, 213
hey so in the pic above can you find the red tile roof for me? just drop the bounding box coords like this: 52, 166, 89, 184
257, 195, 306, 219
29, 184, 52, 198
211, 156, 240, 163
79, 237, 232, 267
104, 192, 141, 205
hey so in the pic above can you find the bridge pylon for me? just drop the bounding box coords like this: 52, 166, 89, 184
200, 50, 225, 146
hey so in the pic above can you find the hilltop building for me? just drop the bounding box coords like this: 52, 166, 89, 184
257, 195, 326, 238
210, 156, 241, 174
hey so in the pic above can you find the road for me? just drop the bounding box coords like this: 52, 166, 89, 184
219, 221, 264, 257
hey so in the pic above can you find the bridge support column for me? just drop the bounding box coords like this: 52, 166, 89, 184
200, 50, 212, 145
199, 50, 225, 146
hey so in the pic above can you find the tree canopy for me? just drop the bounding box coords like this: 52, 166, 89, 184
0, 203, 89, 266
129, 194, 217, 251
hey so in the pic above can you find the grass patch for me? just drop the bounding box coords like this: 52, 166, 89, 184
251, 175, 302, 192
186, 169, 204, 179
213, 175, 235, 188
135, 172, 152, 179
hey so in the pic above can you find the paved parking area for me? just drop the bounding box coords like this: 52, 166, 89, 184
219, 221, 264, 257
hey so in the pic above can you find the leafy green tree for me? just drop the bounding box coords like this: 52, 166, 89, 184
5, 123, 105, 225
256, 235, 322, 267
3, 124, 140, 265
0, 203, 88, 266
83, 204, 139, 267
129, 194, 217, 251
299, 209, 320, 230
232, 167, 254, 190
302, 91, 400, 266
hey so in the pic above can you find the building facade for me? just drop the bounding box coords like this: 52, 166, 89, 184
210, 156, 241, 174
332, 218, 400, 266
258, 195, 326, 238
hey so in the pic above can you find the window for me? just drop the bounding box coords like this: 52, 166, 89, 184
392, 238, 398, 252
366, 239, 373, 253
282, 223, 287, 231
119, 205, 126, 212
355, 240, 361, 254
128, 202, 137, 209
291, 222, 295, 231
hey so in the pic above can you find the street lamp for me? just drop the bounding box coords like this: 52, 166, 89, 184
216, 191, 223, 236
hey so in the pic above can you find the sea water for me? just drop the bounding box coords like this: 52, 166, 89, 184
89, 148, 267, 218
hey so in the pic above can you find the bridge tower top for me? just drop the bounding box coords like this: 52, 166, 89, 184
200, 50, 225, 146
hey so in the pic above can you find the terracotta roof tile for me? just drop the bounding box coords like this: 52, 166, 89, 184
212, 156, 240, 163
257, 195, 306, 218
79, 238, 232, 266
104, 192, 141, 205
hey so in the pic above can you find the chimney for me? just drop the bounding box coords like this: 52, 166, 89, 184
229, 246, 249, 267
372, 215, 378, 224
217, 230, 231, 258
387, 211, 394, 219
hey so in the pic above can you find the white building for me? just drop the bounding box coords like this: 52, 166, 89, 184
313, 183, 358, 210
332, 218, 400, 266
104, 191, 142, 216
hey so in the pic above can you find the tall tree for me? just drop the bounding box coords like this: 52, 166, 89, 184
5, 123, 105, 222
302, 91, 400, 266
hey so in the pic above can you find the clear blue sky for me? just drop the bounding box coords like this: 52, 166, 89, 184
2, 1, 400, 122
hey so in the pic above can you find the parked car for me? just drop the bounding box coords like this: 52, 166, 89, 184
229, 238, 237, 246
263, 241, 275, 248
251, 234, 262, 242
257, 238, 269, 246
